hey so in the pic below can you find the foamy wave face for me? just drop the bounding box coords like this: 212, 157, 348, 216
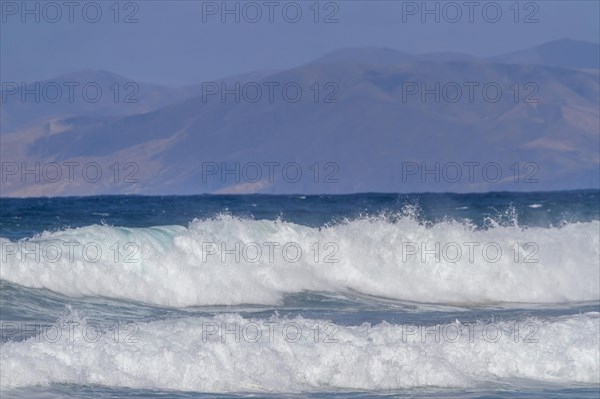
1, 216, 599, 306
1, 313, 598, 391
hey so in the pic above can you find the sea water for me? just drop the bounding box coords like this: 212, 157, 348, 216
1, 191, 599, 398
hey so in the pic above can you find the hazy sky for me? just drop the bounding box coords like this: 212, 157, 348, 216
1, 0, 599, 86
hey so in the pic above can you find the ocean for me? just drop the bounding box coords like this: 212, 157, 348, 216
1, 191, 599, 398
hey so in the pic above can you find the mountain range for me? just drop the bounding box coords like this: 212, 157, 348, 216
1, 39, 598, 196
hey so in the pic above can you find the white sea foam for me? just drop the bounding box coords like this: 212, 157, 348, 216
1, 313, 598, 391
1, 216, 598, 306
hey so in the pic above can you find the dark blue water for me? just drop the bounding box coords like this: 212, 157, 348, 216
2, 190, 598, 240
1, 191, 599, 398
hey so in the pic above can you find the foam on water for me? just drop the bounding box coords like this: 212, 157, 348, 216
1, 215, 599, 307
1, 312, 598, 392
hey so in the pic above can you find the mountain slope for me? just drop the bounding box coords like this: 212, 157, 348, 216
490, 39, 600, 69
2, 42, 599, 196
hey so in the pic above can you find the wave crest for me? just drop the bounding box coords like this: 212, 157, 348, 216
1, 215, 598, 306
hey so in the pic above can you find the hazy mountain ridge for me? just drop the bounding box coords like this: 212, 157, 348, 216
0, 70, 192, 133
490, 38, 600, 69
0, 69, 280, 134
1, 40, 598, 196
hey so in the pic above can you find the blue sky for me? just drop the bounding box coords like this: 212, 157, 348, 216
1, 0, 599, 86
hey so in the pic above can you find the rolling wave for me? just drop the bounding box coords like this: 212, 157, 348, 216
1, 312, 598, 391
1, 215, 598, 307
